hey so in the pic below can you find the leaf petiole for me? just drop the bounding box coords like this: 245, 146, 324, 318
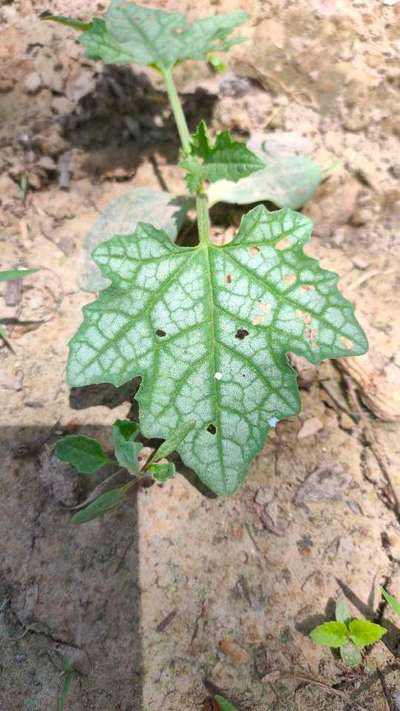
161, 66, 191, 154
161, 67, 212, 246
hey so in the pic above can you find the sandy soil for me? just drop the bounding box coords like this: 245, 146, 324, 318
1, 1, 400, 709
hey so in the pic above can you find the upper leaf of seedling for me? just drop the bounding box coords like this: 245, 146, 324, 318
181, 121, 264, 193
46, 1, 247, 71
67, 205, 367, 496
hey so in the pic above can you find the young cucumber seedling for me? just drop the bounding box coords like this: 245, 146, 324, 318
47, 2, 367, 496
310, 600, 386, 668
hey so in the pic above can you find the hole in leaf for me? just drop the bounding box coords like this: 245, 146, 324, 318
275, 238, 290, 251
248, 246, 260, 257
340, 335, 353, 349
156, 329, 166, 337
235, 328, 249, 340
207, 424, 216, 435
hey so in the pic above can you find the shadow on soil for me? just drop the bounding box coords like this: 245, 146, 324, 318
0, 425, 142, 710
60, 65, 217, 183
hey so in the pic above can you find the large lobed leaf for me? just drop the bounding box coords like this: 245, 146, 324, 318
67, 205, 367, 496
49, 1, 247, 70
181, 120, 264, 192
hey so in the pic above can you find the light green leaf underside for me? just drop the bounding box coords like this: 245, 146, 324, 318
340, 641, 362, 667
81, 188, 192, 292
181, 121, 264, 193
208, 134, 324, 210
68, 205, 367, 496
78, 1, 247, 69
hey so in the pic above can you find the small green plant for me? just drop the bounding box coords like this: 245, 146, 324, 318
382, 588, 400, 617
54, 419, 188, 522
47, 2, 367, 496
58, 656, 76, 711
310, 600, 386, 667
214, 695, 239, 711
0, 268, 39, 341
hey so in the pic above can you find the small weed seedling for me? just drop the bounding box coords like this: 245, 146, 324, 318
47, 3, 367, 496
58, 656, 76, 711
55, 419, 188, 522
382, 587, 400, 617
310, 600, 386, 668
214, 695, 239, 711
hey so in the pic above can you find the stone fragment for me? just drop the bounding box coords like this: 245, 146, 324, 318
24, 72, 42, 94
294, 463, 351, 510
297, 417, 323, 439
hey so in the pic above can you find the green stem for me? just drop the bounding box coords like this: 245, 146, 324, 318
161, 66, 211, 246
196, 190, 211, 246
162, 67, 191, 154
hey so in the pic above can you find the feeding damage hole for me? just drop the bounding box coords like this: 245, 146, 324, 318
340, 335, 353, 349
275, 238, 290, 251
235, 328, 249, 340
207, 423, 217, 435
248, 246, 260, 257
283, 273, 296, 286
156, 329, 166, 337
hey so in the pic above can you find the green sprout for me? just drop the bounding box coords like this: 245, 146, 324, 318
310, 600, 386, 668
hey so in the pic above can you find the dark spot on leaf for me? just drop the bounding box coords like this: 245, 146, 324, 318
235, 328, 249, 340
224, 274, 233, 284
156, 329, 166, 337
207, 424, 216, 435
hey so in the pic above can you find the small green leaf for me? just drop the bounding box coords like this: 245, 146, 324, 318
55, 435, 109, 474
207, 52, 227, 73
67, 205, 367, 496
382, 588, 400, 617
152, 421, 195, 462
215, 695, 239, 711
348, 619, 386, 648
81, 188, 192, 292
112, 419, 142, 472
181, 121, 264, 192
340, 641, 362, 668
72, 487, 125, 523
43, 15, 93, 31
0, 325, 7, 339
148, 461, 176, 482
0, 268, 39, 282
335, 600, 351, 624
310, 621, 348, 648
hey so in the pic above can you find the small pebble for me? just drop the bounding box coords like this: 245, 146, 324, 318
24, 72, 42, 94
297, 416, 323, 439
